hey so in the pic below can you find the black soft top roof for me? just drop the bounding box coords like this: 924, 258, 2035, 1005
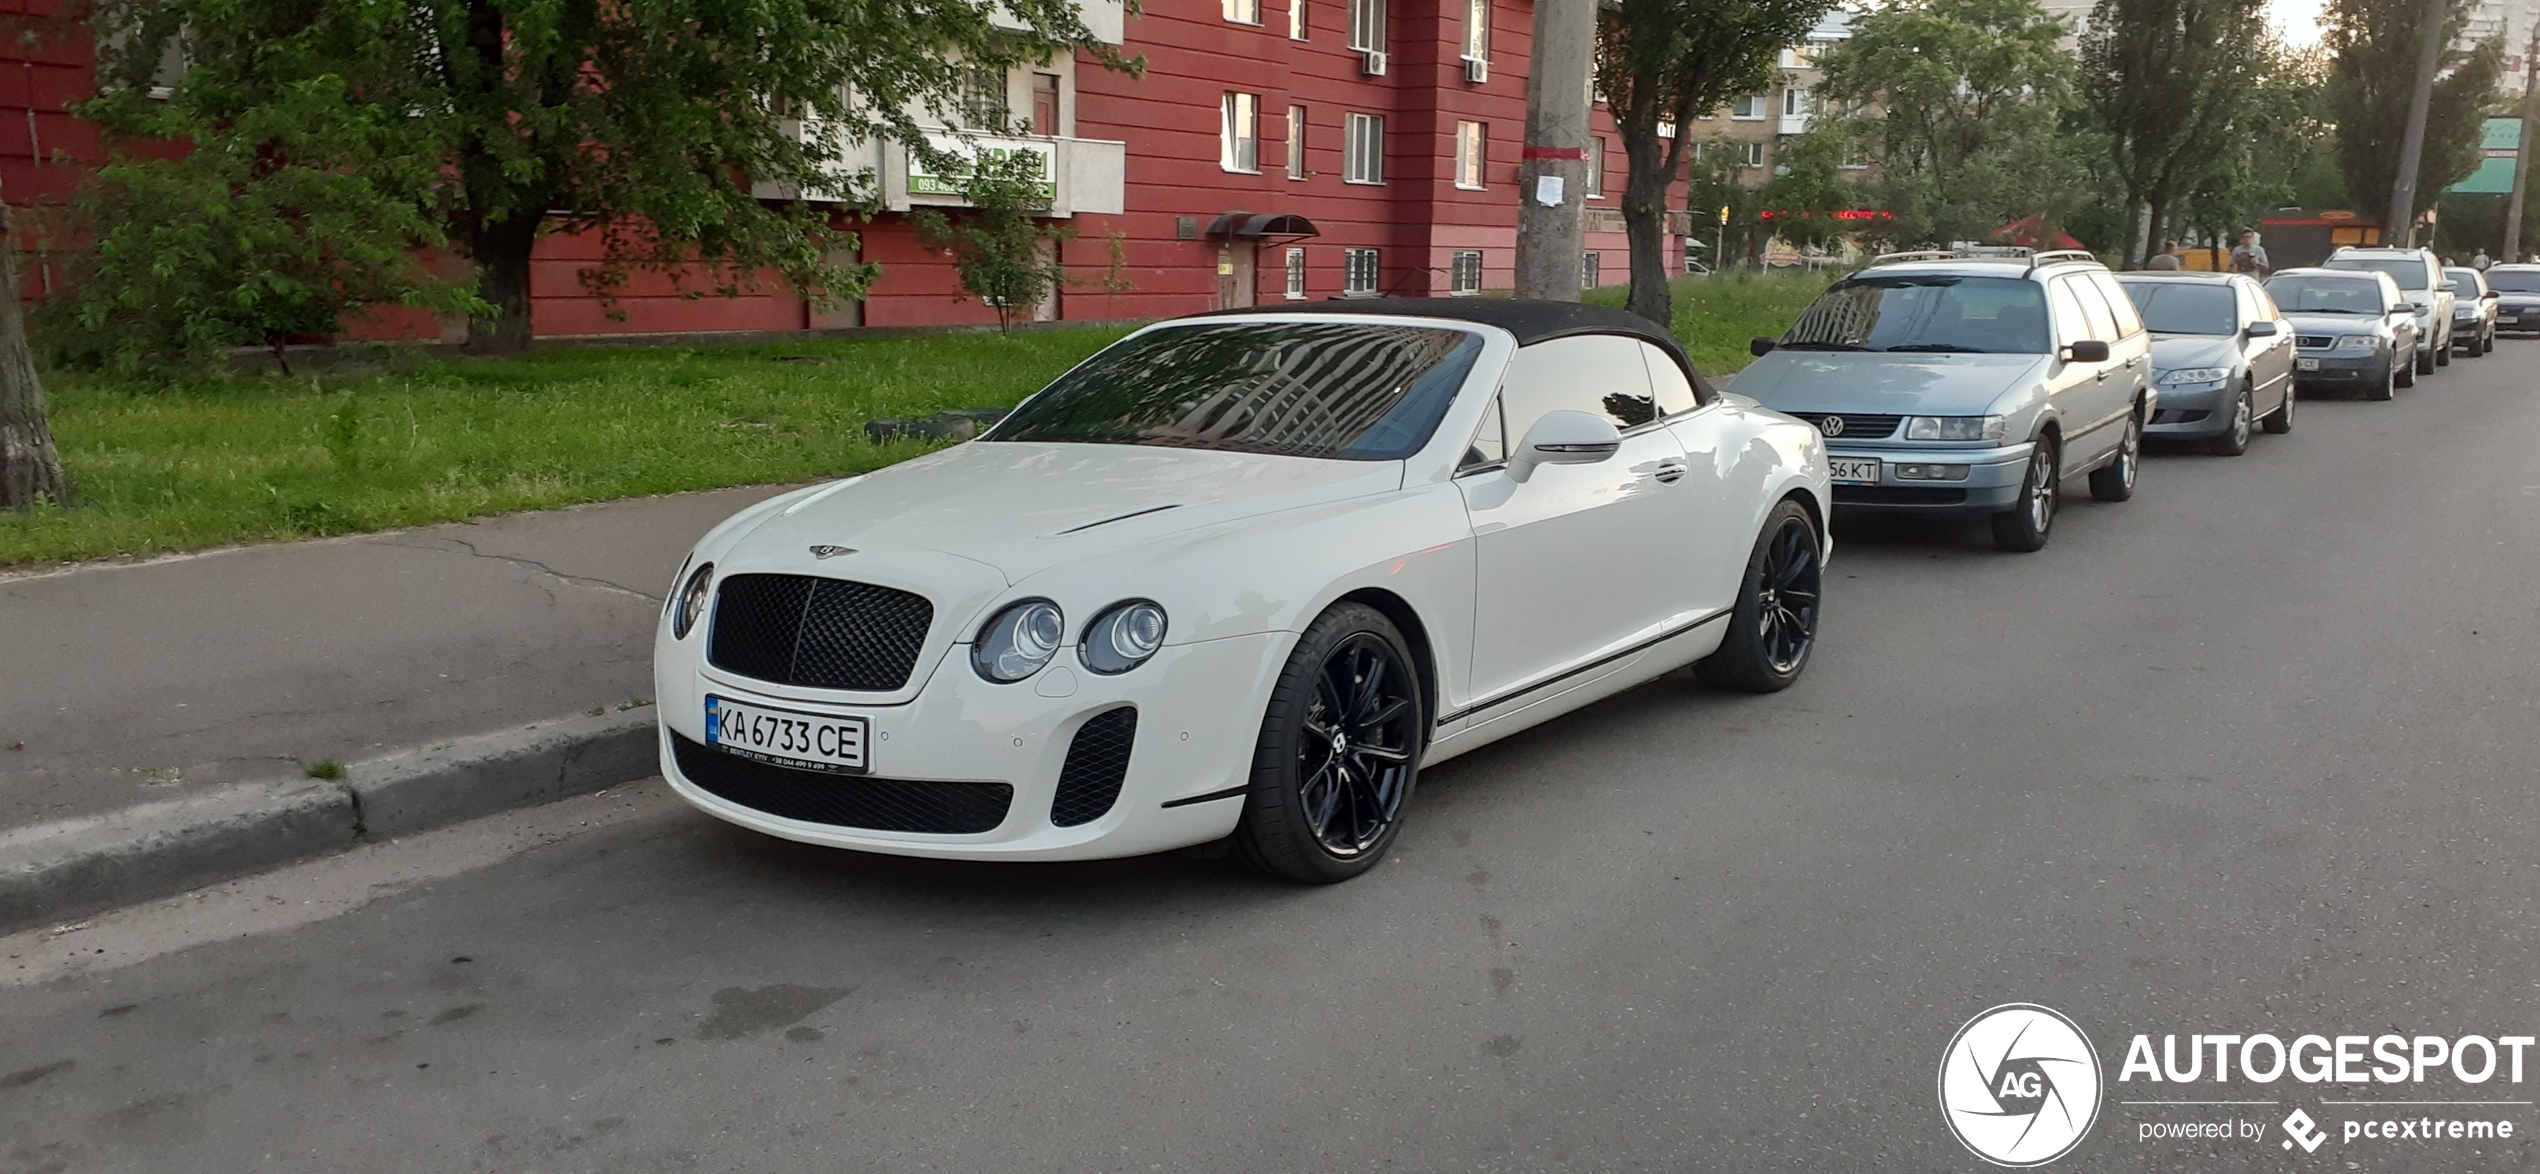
1194, 297, 1711, 389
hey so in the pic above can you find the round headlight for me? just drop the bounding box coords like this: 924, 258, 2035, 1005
1080, 600, 1168, 675
973, 599, 1065, 682
672, 561, 714, 640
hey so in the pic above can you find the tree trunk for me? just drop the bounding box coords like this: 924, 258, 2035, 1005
0, 198, 70, 510
463, 213, 541, 355
2128, 200, 2153, 269
2145, 194, 2170, 267
1619, 130, 1680, 328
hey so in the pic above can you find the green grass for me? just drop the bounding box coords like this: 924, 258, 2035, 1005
2, 275, 1835, 569
302, 758, 345, 781
1586, 269, 1839, 377
1, 328, 1130, 568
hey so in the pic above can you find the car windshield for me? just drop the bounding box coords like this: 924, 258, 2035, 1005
2446, 271, 2482, 296
2265, 275, 2387, 314
2326, 257, 2429, 290
2487, 269, 2540, 292
2120, 281, 2236, 335
1780, 275, 2049, 354
986, 321, 1485, 461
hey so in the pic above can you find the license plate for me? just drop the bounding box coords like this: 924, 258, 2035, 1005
1828, 457, 1881, 484
2296, 357, 2320, 371
704, 695, 869, 774
2503, 315, 2520, 325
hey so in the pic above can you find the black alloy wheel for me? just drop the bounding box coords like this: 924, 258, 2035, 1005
2262, 380, 2296, 434
2089, 407, 2142, 501
1233, 603, 1424, 883
2209, 385, 2253, 456
1990, 436, 2059, 553
1696, 499, 1823, 694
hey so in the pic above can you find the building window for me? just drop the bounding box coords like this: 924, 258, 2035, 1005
1290, 0, 1307, 39
1225, 0, 1261, 25
1462, 0, 1490, 61
1585, 136, 1604, 198
1286, 247, 1309, 299
1581, 252, 1601, 288
1287, 105, 1308, 179
1031, 72, 1061, 137
1783, 87, 1812, 117
1348, 0, 1386, 52
1731, 94, 1766, 120
959, 66, 1009, 128
1345, 248, 1381, 296
1454, 121, 1486, 189
1222, 92, 1260, 173
1344, 112, 1384, 184
1741, 140, 1766, 168
1451, 250, 1483, 295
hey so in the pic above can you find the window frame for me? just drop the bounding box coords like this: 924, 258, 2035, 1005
1222, 91, 1261, 174
1344, 247, 1382, 297
1454, 120, 1487, 190
1450, 250, 1483, 296
1348, 0, 1387, 52
1290, 0, 1307, 38
1285, 247, 1309, 300
1581, 252, 1602, 289
1585, 136, 1604, 198
1461, 0, 1490, 61
1740, 140, 1765, 168
1225, 0, 1263, 25
1286, 104, 1308, 180
1344, 112, 1386, 185
1730, 94, 1767, 120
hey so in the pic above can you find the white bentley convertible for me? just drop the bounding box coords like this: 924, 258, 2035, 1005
656, 300, 1833, 882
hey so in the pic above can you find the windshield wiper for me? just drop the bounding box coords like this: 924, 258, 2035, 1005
1777, 341, 1867, 351
2295, 307, 2372, 315
1880, 343, 1986, 353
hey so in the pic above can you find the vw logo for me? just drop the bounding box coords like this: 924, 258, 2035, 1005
808, 545, 857, 559
1938, 1003, 2102, 1166
1818, 415, 1847, 437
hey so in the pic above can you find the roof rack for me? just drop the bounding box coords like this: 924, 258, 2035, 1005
1867, 249, 1959, 266
2026, 249, 2102, 271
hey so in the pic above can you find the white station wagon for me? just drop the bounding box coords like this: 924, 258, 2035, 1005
654, 300, 1834, 882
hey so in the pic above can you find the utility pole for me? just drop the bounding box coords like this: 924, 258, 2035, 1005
2387, 0, 2449, 247
2507, 27, 2540, 260
1515, 0, 1595, 300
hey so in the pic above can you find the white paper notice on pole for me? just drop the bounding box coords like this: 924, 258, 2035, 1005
1535, 175, 1565, 207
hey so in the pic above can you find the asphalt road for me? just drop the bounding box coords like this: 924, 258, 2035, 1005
3, 354, 2537, 1173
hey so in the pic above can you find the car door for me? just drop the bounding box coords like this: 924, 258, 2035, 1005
2061, 275, 2134, 464
2087, 269, 2154, 425
2237, 278, 2294, 414
1643, 341, 1751, 617
1456, 334, 1695, 708
2043, 277, 2112, 461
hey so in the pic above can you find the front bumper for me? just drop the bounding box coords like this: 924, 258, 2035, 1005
1825, 442, 2034, 513
654, 631, 1288, 860
2145, 382, 2232, 438
2291, 351, 2389, 384
2498, 304, 2540, 331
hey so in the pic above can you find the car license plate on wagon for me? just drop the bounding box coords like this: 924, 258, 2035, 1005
705, 695, 869, 774
2297, 357, 2321, 371
1828, 457, 1882, 485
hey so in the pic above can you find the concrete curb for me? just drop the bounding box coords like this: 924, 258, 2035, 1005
0, 707, 659, 935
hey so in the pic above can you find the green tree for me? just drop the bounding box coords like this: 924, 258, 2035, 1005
86, 0, 1133, 355
1817, 0, 2087, 247
2174, 44, 2344, 252
2079, 0, 2268, 265
2327, 0, 2503, 238
1685, 136, 1767, 267
909, 149, 1115, 333
1596, 0, 1831, 325
1756, 133, 1861, 249
51, 67, 481, 374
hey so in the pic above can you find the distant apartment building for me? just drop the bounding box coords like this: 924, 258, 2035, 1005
1679, 12, 1855, 189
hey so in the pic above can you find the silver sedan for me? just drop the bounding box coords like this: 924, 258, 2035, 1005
2115, 271, 2296, 455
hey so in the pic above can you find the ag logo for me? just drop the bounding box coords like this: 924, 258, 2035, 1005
807, 545, 857, 559
1938, 1003, 2103, 1166
1819, 415, 1848, 437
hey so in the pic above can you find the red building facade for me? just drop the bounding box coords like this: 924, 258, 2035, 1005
1, 0, 1682, 338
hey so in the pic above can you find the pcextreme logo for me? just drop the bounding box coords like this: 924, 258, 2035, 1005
1938, 1004, 2105, 1167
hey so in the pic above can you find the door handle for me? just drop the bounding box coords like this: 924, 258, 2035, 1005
1653, 460, 1688, 484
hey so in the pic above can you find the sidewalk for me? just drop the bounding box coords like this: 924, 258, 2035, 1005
0, 485, 787, 833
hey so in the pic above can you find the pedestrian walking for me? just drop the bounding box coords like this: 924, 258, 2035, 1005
2145, 239, 2184, 270
2230, 230, 2269, 275
2474, 247, 2492, 270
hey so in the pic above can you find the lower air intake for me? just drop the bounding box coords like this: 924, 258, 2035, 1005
671, 733, 1011, 834
1050, 708, 1138, 828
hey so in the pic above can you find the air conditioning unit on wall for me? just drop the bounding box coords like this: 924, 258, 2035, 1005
1361, 50, 1388, 77
1463, 56, 1487, 84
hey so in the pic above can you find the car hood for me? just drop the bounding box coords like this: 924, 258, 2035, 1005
719, 441, 1402, 584
2279, 311, 2385, 336
1729, 352, 2049, 416
2148, 335, 2240, 370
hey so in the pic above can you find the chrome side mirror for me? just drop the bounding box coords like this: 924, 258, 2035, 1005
2245, 320, 2281, 338
1507, 411, 1623, 483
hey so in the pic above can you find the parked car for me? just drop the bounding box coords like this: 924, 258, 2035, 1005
1735, 249, 2155, 553
2482, 263, 2540, 335
2263, 267, 2418, 401
653, 301, 1834, 882
2444, 266, 2497, 356
2322, 246, 2453, 374
2114, 271, 2296, 455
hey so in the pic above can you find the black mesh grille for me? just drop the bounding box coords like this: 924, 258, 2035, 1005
708, 574, 934, 691
1833, 485, 1969, 505
1050, 708, 1138, 828
1785, 412, 1902, 440
2296, 335, 2333, 349
671, 733, 1011, 834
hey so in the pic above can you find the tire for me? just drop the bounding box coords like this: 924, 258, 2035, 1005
1990, 436, 2059, 553
2089, 406, 2143, 501
2415, 344, 2436, 375
2435, 329, 2452, 366
1232, 603, 1425, 883
2395, 353, 2416, 389
2262, 381, 2296, 434
1695, 499, 1822, 694
2209, 385, 2254, 456
2369, 360, 2398, 400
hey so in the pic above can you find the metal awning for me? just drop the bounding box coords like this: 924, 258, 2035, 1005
1206, 211, 1320, 240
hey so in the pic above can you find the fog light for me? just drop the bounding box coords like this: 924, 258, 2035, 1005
1893, 463, 1971, 481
